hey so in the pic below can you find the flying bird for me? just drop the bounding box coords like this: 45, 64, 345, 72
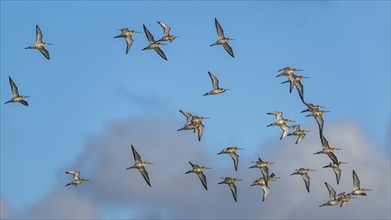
249, 157, 274, 184
276, 67, 302, 77
203, 71, 229, 96
25, 25, 52, 60
157, 21, 178, 42
323, 161, 347, 185
4, 76, 29, 106
142, 24, 168, 60
313, 132, 341, 163
185, 161, 211, 190
126, 145, 153, 187
337, 192, 356, 207
281, 74, 309, 102
65, 170, 90, 187
301, 102, 325, 113
319, 182, 340, 207
251, 177, 270, 202
114, 28, 140, 54
291, 168, 315, 193
350, 170, 372, 196
218, 177, 242, 202
210, 18, 234, 58
217, 147, 243, 171
267, 173, 280, 183
177, 110, 207, 141
287, 125, 310, 144
305, 110, 330, 134
267, 112, 295, 140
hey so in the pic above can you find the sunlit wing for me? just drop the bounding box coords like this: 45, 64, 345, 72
327, 152, 339, 164
125, 37, 133, 54
143, 24, 155, 43
333, 166, 342, 185
197, 124, 204, 141
9, 76, 19, 97
325, 182, 336, 200
214, 18, 224, 39
303, 173, 310, 193
229, 183, 238, 202
208, 71, 219, 90
36, 25, 43, 43
352, 170, 360, 190
131, 145, 142, 163
154, 47, 167, 60
261, 185, 270, 201
222, 43, 234, 58
66, 170, 80, 180
295, 80, 304, 102
38, 47, 50, 60
139, 167, 151, 186
230, 152, 239, 171
197, 171, 208, 190
158, 21, 170, 37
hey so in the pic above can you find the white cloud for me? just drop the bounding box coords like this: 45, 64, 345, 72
2, 118, 390, 219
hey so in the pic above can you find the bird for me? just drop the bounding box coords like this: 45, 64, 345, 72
114, 28, 140, 54
25, 25, 52, 60
319, 182, 341, 207
276, 67, 302, 77
337, 192, 356, 207
267, 173, 280, 183
305, 110, 330, 134
185, 161, 211, 190
313, 132, 341, 163
291, 168, 315, 193
301, 102, 325, 113
179, 109, 195, 125
251, 177, 270, 202
281, 74, 309, 102
4, 76, 29, 106
267, 112, 295, 140
65, 171, 89, 187
177, 118, 206, 142
142, 24, 167, 60
210, 18, 234, 58
195, 123, 204, 141
217, 147, 243, 171
249, 157, 274, 184
218, 177, 241, 202
323, 161, 347, 185
203, 71, 229, 96
157, 21, 178, 42
177, 110, 208, 141
126, 145, 153, 187
287, 125, 310, 144
350, 170, 372, 196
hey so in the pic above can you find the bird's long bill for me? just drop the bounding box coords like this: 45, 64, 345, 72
218, 181, 225, 184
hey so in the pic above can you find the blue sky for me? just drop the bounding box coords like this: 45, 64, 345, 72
1, 1, 390, 219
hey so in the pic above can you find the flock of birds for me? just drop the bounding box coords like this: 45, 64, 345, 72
4, 18, 371, 208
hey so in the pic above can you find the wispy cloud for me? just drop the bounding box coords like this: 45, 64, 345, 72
2, 118, 390, 219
